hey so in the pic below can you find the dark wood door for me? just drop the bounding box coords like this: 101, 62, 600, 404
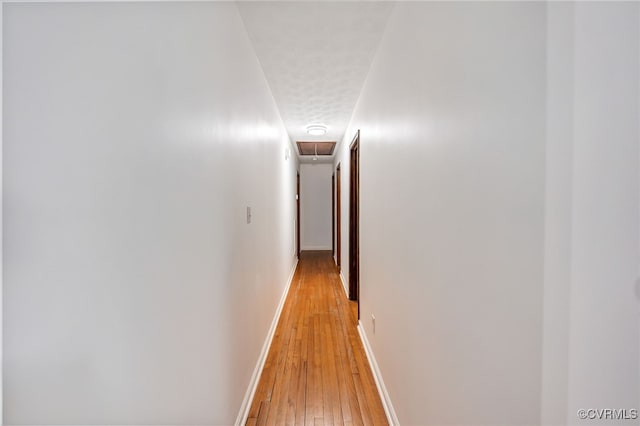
336, 164, 341, 271
296, 171, 301, 258
332, 173, 335, 256
349, 131, 360, 319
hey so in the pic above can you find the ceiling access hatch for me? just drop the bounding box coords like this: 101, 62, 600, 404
296, 141, 336, 156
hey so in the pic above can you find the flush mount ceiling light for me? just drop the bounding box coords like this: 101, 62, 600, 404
306, 124, 327, 136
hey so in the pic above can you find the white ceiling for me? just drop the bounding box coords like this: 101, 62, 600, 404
237, 2, 394, 156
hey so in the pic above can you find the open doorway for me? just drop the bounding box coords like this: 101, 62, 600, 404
349, 131, 360, 320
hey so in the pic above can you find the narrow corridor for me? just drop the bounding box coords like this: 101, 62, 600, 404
246, 251, 387, 426
4, 3, 638, 424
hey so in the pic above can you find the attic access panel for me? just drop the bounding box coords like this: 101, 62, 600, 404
296, 141, 336, 156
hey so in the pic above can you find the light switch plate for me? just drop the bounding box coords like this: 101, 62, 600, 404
246, 206, 252, 224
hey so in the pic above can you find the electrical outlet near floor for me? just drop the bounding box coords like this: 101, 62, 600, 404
372, 314, 376, 334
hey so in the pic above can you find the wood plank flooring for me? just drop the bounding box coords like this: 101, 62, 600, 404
246, 251, 388, 426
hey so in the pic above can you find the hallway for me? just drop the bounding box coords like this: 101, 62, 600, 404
3, 2, 639, 425
247, 251, 387, 426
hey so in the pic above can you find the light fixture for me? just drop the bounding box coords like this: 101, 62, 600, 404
306, 124, 327, 136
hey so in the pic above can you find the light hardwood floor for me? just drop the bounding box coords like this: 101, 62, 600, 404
246, 251, 388, 426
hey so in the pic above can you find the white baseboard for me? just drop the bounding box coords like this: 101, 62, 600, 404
235, 258, 299, 426
339, 271, 348, 298
357, 322, 399, 426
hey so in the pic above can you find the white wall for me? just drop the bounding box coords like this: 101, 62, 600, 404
568, 4, 639, 422
334, 2, 546, 424
0, 3, 4, 420
541, 3, 574, 423
300, 163, 333, 251
543, 3, 640, 425
335, 2, 640, 425
3, 3, 297, 425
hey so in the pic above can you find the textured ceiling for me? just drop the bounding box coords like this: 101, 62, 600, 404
237, 1, 394, 155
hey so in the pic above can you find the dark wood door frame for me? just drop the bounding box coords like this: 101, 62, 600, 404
336, 163, 341, 272
332, 173, 335, 256
349, 131, 360, 319
296, 170, 301, 258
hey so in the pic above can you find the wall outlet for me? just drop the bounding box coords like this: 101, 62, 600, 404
246, 206, 252, 224
372, 314, 376, 334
